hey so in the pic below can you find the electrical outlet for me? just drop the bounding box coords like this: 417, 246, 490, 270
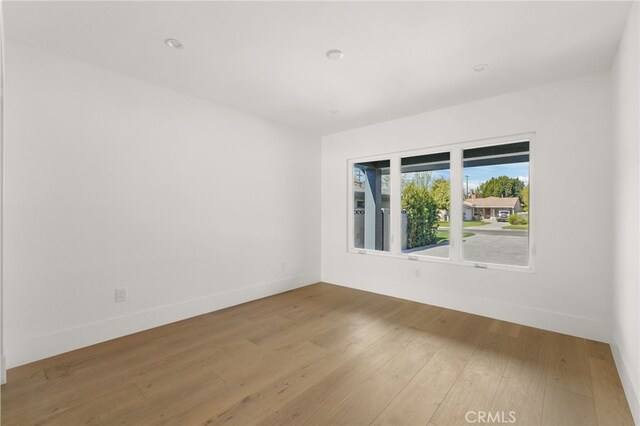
414, 269, 421, 278
280, 261, 288, 271
114, 288, 127, 303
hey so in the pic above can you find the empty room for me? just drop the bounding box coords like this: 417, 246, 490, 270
0, 1, 638, 425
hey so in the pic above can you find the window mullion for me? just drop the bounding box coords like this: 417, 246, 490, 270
390, 156, 402, 255
450, 148, 463, 263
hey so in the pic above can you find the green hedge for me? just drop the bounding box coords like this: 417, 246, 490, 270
508, 213, 528, 225
402, 182, 438, 248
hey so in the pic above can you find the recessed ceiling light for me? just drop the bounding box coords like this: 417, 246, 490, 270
473, 63, 489, 72
165, 39, 184, 49
326, 49, 344, 60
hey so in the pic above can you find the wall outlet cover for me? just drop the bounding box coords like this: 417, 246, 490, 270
115, 288, 127, 303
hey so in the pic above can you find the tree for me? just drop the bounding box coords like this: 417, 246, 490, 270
430, 178, 450, 211
402, 182, 438, 248
402, 171, 433, 190
478, 176, 525, 199
413, 171, 433, 188
520, 185, 529, 212
382, 174, 391, 194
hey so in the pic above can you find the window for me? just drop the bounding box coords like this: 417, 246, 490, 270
462, 142, 530, 267
353, 160, 391, 252
401, 152, 450, 258
348, 135, 533, 271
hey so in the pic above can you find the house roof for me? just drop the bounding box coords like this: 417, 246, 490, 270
464, 196, 519, 208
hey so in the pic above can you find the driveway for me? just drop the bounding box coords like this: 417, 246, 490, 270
441, 219, 520, 231
406, 232, 529, 266
467, 219, 509, 230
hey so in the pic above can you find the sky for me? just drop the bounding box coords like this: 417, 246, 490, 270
400, 162, 529, 191
464, 163, 529, 192
358, 162, 529, 194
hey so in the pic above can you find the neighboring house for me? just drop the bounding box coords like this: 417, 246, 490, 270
463, 195, 521, 220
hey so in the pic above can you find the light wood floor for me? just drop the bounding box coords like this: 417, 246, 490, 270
2, 283, 634, 425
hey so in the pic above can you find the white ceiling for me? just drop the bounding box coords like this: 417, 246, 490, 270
4, 1, 632, 135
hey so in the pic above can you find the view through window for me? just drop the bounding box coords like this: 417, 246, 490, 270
353, 160, 391, 252
400, 152, 451, 258
462, 142, 530, 266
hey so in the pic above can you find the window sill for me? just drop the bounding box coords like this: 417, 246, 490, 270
347, 248, 534, 273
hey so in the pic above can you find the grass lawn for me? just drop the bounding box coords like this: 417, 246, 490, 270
438, 220, 489, 228
435, 231, 475, 244
502, 224, 529, 230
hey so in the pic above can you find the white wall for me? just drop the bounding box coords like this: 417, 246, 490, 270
0, 1, 6, 384
322, 72, 612, 343
611, 2, 640, 423
3, 41, 321, 368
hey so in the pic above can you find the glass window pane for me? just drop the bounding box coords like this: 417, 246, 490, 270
400, 152, 451, 258
462, 141, 530, 267
353, 160, 391, 251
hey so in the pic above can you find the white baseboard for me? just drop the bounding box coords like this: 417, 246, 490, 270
611, 334, 640, 425
7, 273, 319, 369
322, 274, 611, 343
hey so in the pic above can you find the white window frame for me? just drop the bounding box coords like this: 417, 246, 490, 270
347, 153, 396, 258
347, 132, 535, 273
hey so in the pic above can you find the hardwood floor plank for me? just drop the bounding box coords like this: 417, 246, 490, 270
546, 334, 594, 398
430, 329, 514, 426
430, 369, 503, 426
542, 385, 598, 426
214, 341, 327, 384
327, 339, 440, 425
209, 342, 364, 425
157, 343, 328, 424
586, 340, 614, 362
243, 284, 342, 321
132, 355, 227, 398
309, 303, 410, 351
42, 383, 145, 426
372, 349, 465, 426
489, 326, 547, 425
412, 308, 472, 349
589, 356, 635, 425
435, 313, 492, 367
150, 316, 262, 352
248, 314, 339, 349
2, 344, 166, 424
464, 331, 515, 377
93, 366, 228, 425
258, 325, 417, 426
489, 319, 522, 338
